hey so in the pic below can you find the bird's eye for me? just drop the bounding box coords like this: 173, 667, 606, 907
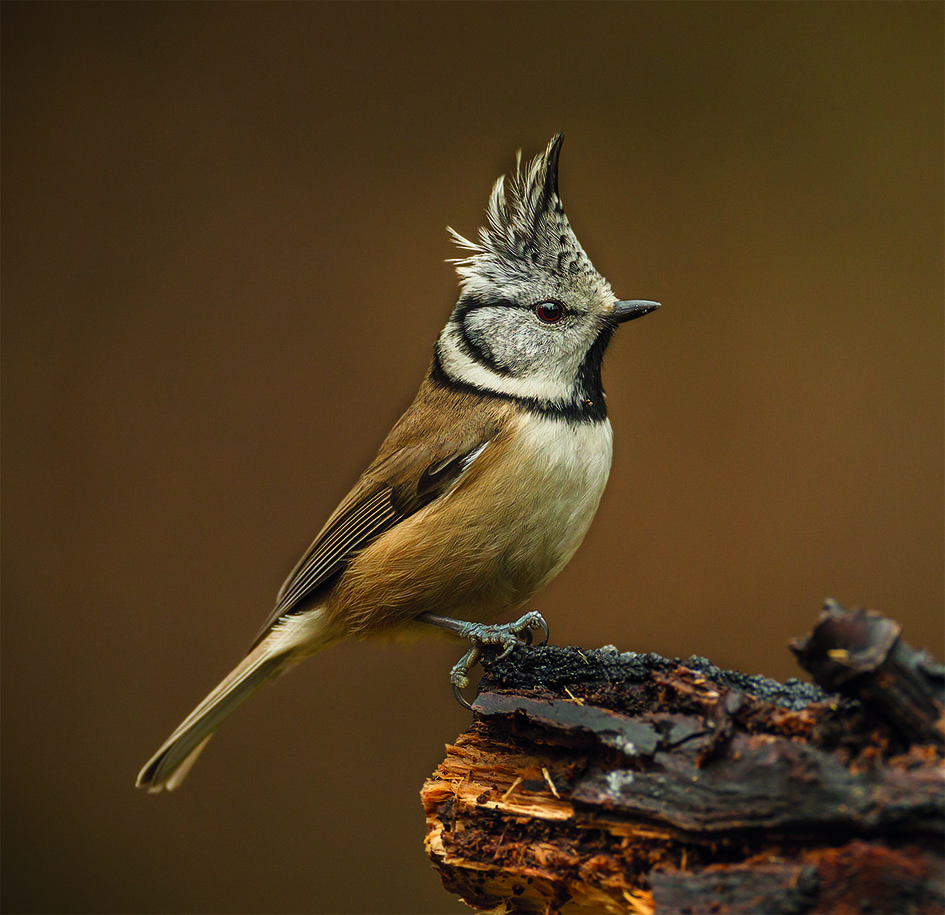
534, 301, 564, 324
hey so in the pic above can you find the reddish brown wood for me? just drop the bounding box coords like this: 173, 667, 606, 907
421, 606, 944, 914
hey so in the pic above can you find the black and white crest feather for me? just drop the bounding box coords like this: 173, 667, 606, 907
448, 134, 602, 294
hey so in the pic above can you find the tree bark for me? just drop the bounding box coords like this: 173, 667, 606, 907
421, 603, 944, 914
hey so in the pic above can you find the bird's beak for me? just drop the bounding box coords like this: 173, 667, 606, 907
612, 299, 661, 324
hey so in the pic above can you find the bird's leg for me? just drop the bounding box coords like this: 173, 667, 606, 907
418, 611, 550, 709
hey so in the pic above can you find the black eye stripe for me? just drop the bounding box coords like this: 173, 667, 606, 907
455, 294, 515, 318
456, 293, 572, 318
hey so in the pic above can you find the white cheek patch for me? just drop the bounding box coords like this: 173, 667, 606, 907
438, 323, 575, 403
461, 308, 509, 370
464, 307, 564, 376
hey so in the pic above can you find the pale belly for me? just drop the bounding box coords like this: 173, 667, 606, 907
328, 414, 614, 635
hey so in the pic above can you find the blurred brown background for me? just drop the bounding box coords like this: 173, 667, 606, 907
3, 3, 942, 913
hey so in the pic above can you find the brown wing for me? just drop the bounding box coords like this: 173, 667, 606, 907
249, 382, 506, 647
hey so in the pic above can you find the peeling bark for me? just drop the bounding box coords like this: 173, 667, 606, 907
421, 604, 944, 914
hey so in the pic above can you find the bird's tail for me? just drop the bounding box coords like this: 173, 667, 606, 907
136, 612, 331, 793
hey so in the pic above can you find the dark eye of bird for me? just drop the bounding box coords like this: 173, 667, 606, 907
534, 301, 564, 324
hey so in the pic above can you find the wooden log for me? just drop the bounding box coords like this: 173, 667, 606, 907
421, 604, 945, 914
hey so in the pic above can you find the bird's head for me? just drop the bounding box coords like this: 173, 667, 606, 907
436, 134, 658, 415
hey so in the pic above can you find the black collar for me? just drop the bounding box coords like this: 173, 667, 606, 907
430, 347, 608, 424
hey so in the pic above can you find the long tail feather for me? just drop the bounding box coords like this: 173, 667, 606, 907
136, 646, 288, 792
137, 610, 333, 792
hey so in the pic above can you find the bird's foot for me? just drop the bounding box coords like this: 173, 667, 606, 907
418, 611, 549, 709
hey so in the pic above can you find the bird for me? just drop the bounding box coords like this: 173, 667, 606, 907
136, 134, 659, 793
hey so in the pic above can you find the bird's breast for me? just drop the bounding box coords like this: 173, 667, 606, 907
329, 412, 614, 634
497, 413, 614, 584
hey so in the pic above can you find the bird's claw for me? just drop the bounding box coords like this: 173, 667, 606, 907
452, 681, 473, 710
448, 611, 549, 710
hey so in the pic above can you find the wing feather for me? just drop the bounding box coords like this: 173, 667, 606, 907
249, 436, 493, 648
276, 490, 397, 612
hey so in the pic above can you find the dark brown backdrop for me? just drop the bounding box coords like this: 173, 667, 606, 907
3, 4, 942, 914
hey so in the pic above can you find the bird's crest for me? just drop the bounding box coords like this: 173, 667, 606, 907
448, 134, 600, 293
